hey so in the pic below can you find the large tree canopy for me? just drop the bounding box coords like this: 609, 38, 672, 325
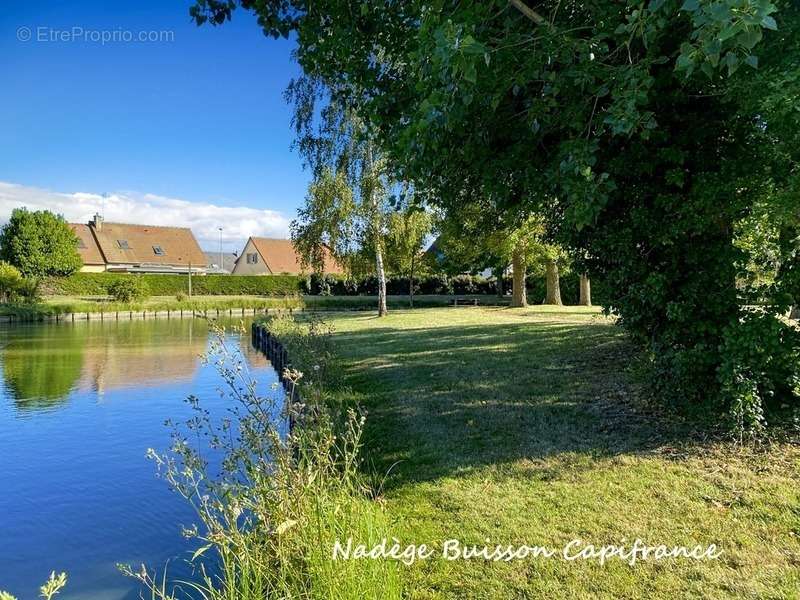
193, 0, 799, 430
0, 208, 82, 278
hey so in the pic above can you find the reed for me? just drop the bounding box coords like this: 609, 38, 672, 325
119, 317, 400, 599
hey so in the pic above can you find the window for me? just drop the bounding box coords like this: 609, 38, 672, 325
117, 240, 130, 249
246, 252, 259, 264
152, 245, 165, 256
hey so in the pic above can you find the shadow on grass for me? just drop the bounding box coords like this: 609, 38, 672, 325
328, 317, 693, 491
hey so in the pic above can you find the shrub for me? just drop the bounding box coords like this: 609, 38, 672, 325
718, 311, 800, 437
108, 277, 150, 303
175, 290, 187, 302
0, 261, 23, 303
16, 277, 42, 304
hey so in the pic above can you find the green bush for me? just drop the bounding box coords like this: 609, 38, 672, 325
0, 261, 23, 302
15, 278, 42, 304
43, 273, 304, 297
108, 278, 150, 303
303, 272, 608, 304
41, 271, 609, 305
718, 311, 800, 437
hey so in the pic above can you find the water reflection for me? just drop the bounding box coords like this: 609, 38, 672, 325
0, 317, 281, 600
1, 319, 211, 410
2, 328, 85, 408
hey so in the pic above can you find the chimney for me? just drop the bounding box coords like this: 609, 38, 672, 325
92, 213, 104, 231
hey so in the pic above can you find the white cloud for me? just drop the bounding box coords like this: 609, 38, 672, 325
0, 181, 291, 251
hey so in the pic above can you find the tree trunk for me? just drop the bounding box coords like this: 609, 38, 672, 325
544, 260, 562, 305
409, 254, 415, 308
510, 248, 527, 308
579, 273, 592, 306
365, 141, 388, 317
375, 244, 388, 317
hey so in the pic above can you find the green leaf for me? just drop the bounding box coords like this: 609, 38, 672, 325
192, 544, 214, 561
761, 15, 778, 30
676, 53, 693, 70
725, 52, 739, 75
738, 29, 763, 49
463, 62, 477, 84
718, 22, 743, 42
680, 0, 699, 11
710, 3, 731, 20
744, 54, 759, 68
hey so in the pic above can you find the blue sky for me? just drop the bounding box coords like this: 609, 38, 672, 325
0, 1, 307, 249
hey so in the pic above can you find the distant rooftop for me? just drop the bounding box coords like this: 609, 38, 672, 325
203, 251, 238, 273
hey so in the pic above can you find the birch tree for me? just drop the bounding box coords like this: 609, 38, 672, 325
385, 205, 433, 308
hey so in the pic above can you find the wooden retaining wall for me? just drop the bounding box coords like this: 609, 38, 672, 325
0, 297, 495, 324
251, 322, 300, 430
0, 306, 299, 324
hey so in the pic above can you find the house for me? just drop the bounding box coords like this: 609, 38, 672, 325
231, 237, 343, 275
204, 251, 238, 274
70, 214, 207, 274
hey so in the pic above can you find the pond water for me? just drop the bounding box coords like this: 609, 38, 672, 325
0, 317, 283, 599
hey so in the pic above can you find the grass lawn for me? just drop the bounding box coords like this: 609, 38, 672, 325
313, 306, 799, 598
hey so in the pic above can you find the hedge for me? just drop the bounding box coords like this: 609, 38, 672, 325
306, 272, 608, 305
41, 271, 608, 305
43, 273, 304, 297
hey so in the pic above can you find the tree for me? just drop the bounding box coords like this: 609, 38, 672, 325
191, 0, 798, 426
384, 205, 433, 307
291, 159, 393, 317
485, 215, 562, 308
544, 259, 562, 306
530, 243, 568, 306
433, 211, 504, 279
286, 78, 399, 317
292, 169, 356, 276
579, 274, 592, 307
0, 261, 23, 303
0, 208, 81, 277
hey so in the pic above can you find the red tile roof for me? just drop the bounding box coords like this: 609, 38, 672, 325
69, 221, 207, 268
69, 223, 105, 265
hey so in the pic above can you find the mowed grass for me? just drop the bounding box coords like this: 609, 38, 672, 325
315, 307, 800, 598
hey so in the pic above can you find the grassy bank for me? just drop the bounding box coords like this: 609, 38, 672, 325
0, 294, 510, 319
303, 307, 800, 597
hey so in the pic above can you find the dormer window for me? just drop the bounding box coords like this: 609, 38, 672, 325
153, 245, 165, 256
117, 240, 130, 249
